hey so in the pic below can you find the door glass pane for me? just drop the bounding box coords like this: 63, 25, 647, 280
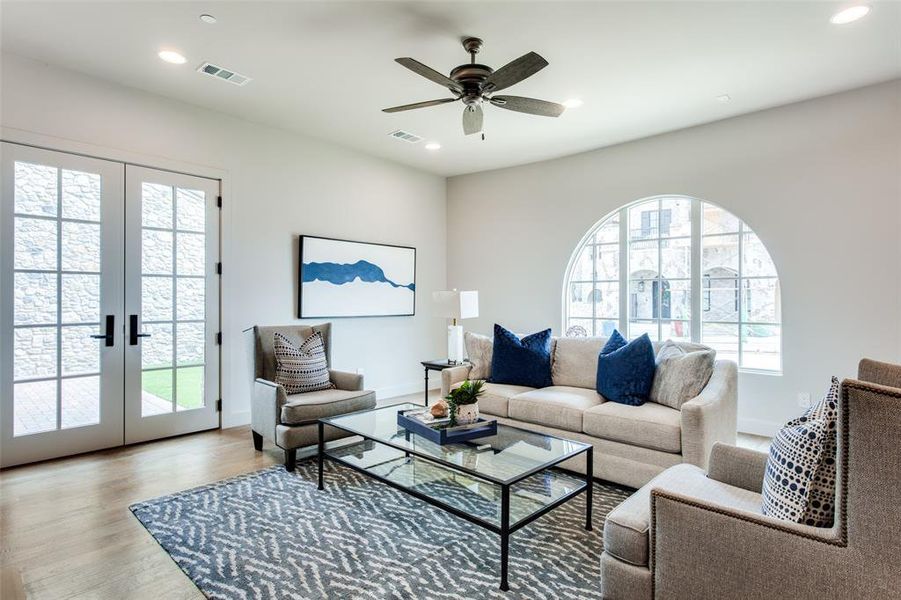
61, 325, 100, 376
176, 278, 204, 320
176, 188, 205, 232
176, 322, 205, 366
142, 230, 173, 274
62, 169, 101, 221
61, 376, 100, 429
176, 366, 204, 411
14, 272, 57, 325
176, 233, 205, 276
61, 274, 100, 323
61, 221, 101, 272
14, 162, 58, 217
14, 217, 57, 270
14, 380, 58, 436
141, 323, 173, 369
142, 369, 173, 416
13, 327, 57, 380
142, 182, 173, 228
142, 276, 173, 321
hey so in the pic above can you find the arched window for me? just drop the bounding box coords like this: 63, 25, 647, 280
563, 196, 781, 371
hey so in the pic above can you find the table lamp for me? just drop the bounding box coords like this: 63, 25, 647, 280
433, 290, 479, 364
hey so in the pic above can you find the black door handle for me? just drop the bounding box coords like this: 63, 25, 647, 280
90, 315, 115, 347
129, 314, 152, 345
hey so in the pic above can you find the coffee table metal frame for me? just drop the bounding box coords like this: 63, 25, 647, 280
316, 410, 593, 591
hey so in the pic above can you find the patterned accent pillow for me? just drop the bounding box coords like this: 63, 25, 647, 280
464, 331, 493, 379
762, 377, 839, 527
273, 331, 335, 395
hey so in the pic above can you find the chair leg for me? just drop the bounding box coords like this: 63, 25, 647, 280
285, 448, 297, 472
252, 430, 263, 451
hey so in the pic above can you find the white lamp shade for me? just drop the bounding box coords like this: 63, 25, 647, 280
432, 290, 479, 320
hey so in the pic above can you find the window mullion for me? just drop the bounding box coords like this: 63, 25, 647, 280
690, 199, 702, 343
619, 207, 629, 336
737, 220, 744, 368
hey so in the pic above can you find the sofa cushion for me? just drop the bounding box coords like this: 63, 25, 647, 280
603, 463, 763, 567
508, 386, 603, 432
464, 331, 493, 379
488, 324, 553, 388
596, 332, 656, 406
280, 389, 376, 425
451, 381, 533, 418
583, 401, 682, 453
552, 336, 606, 388
650, 340, 716, 409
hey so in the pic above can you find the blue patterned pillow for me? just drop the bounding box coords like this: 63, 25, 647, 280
762, 377, 839, 527
488, 324, 553, 388
595, 331, 656, 406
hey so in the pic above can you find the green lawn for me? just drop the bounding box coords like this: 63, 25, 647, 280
142, 366, 204, 410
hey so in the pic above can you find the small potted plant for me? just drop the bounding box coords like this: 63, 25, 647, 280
446, 379, 485, 426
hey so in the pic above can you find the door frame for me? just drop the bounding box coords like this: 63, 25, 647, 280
1, 134, 225, 467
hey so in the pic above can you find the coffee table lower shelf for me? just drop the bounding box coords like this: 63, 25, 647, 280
315, 423, 594, 591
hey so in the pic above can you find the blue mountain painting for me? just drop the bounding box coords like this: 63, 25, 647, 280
302, 260, 415, 291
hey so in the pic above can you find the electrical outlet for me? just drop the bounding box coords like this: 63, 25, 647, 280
797, 392, 811, 409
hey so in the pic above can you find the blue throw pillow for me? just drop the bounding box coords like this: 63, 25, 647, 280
488, 324, 553, 388
596, 331, 656, 405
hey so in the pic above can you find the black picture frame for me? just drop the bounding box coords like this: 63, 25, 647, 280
298, 235, 417, 318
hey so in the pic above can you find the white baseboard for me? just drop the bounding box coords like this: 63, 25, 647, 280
738, 417, 781, 438
376, 380, 440, 400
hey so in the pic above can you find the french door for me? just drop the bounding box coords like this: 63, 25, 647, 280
1, 143, 219, 467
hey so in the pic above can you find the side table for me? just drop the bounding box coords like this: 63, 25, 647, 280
420, 359, 464, 406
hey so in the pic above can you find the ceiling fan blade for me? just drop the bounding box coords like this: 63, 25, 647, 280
483, 52, 548, 93
462, 105, 483, 135
395, 57, 463, 93
489, 95, 565, 117
382, 98, 458, 113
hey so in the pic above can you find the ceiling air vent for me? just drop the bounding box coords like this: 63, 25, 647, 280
388, 130, 423, 144
197, 62, 252, 86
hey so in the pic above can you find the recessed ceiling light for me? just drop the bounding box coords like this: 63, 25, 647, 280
424, 142, 441, 151
830, 5, 870, 24
563, 98, 584, 109
716, 94, 732, 103
158, 50, 187, 64
199, 14, 217, 24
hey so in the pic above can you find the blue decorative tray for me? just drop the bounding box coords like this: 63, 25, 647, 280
397, 409, 498, 445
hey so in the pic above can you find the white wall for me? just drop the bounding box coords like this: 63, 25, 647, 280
447, 80, 901, 436
1, 53, 446, 428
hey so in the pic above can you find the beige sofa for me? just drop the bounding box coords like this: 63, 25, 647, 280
441, 336, 737, 489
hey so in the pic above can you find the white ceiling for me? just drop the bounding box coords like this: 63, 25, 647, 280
2, 1, 899, 176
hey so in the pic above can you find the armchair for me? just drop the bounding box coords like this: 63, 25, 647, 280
251, 324, 376, 471
600, 358, 901, 599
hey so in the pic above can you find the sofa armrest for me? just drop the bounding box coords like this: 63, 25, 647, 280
252, 378, 287, 443
706, 442, 769, 493
680, 359, 738, 470
650, 488, 847, 598
330, 369, 364, 392
440, 364, 473, 397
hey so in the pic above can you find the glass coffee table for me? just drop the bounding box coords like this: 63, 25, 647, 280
317, 403, 593, 591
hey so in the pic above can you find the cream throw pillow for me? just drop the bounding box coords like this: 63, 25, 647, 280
650, 340, 716, 409
464, 331, 493, 379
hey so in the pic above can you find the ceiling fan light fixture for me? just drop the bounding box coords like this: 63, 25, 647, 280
563, 98, 583, 109
199, 14, 217, 24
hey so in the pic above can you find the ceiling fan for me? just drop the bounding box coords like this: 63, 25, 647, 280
383, 37, 565, 136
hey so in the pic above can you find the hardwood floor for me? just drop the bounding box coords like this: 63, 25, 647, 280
0, 390, 770, 599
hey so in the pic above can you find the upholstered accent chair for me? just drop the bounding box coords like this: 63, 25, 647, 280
599, 358, 901, 599
251, 324, 376, 471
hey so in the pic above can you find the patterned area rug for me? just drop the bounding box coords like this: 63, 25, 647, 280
131, 461, 632, 599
